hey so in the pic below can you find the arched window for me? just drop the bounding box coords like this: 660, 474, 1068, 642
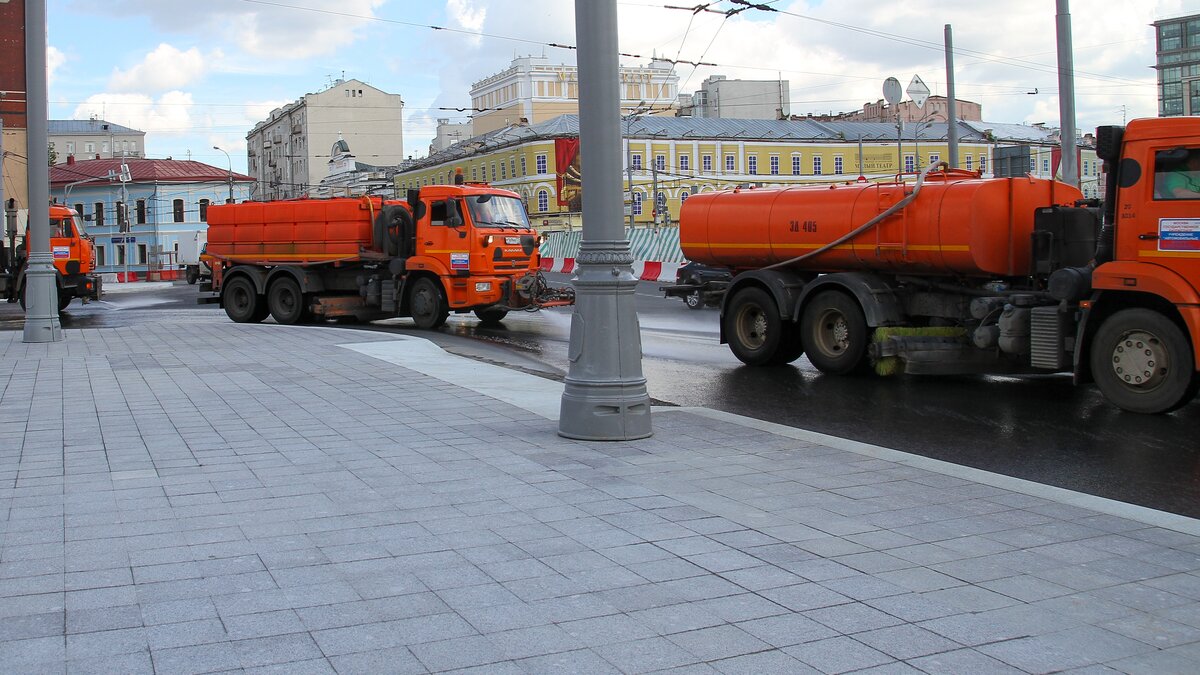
632, 192, 643, 215
173, 199, 184, 223
680, 191, 689, 203
537, 189, 549, 213
656, 191, 666, 208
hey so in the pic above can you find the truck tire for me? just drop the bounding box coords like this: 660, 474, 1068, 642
267, 277, 309, 325
683, 275, 704, 310
410, 277, 449, 329
474, 307, 508, 325
186, 266, 199, 285
58, 291, 71, 313
724, 287, 785, 366
223, 276, 266, 323
1090, 309, 1198, 414
800, 291, 870, 375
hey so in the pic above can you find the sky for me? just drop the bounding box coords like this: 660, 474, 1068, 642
46, 0, 1196, 175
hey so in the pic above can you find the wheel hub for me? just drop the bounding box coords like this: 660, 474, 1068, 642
1110, 330, 1168, 390
738, 307, 768, 348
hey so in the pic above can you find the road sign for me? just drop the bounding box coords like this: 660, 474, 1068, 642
907, 75, 930, 108
883, 77, 902, 105
112, 236, 136, 244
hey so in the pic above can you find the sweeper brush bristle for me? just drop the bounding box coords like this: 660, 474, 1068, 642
870, 326, 968, 377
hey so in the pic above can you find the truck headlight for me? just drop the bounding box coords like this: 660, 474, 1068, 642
475, 282, 493, 292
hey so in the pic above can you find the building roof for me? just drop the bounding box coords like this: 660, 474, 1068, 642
48, 119, 144, 135
49, 158, 253, 187
407, 114, 1064, 172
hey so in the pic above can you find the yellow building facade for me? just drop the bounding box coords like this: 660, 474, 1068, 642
396, 116, 1100, 227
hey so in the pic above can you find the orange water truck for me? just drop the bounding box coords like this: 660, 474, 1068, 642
680, 118, 1200, 414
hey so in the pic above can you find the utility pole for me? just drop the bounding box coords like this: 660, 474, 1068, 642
945, 24, 959, 169
23, 0, 62, 342
1056, 0, 1079, 187
559, 0, 652, 440
651, 160, 658, 226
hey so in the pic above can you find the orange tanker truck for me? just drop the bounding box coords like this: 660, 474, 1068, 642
679, 118, 1200, 414
200, 180, 573, 327
0, 200, 102, 311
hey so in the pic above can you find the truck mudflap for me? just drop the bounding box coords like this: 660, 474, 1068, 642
505, 271, 575, 311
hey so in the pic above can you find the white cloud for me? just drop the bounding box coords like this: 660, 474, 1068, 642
110, 44, 208, 94
447, 0, 487, 47
47, 47, 67, 87
83, 0, 386, 60
72, 91, 195, 140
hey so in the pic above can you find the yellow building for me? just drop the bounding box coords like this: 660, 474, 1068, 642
469, 56, 679, 136
395, 115, 1099, 226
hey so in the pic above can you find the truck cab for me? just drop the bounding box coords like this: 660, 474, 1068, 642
0, 205, 102, 311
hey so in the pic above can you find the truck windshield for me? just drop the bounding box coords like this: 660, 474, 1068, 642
466, 195, 531, 230
72, 214, 88, 236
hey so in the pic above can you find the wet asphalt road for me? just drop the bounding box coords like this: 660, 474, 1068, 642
7, 279, 1200, 518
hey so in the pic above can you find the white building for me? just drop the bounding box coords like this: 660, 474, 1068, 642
48, 118, 145, 163
246, 78, 404, 200
468, 55, 680, 136
430, 118, 473, 155
679, 75, 790, 120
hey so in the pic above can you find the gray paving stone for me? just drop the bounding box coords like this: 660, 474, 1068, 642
758, 583, 852, 612
710, 648, 818, 674
734, 613, 838, 648
233, 632, 325, 668
667, 624, 771, 662
908, 647, 1025, 674
852, 623, 962, 660
977, 625, 1157, 672
488, 624, 583, 660
65, 651, 154, 675
151, 641, 241, 675
784, 635, 894, 673
65, 626, 148, 659
1, 611, 65, 641
515, 647, 621, 674
594, 636, 702, 673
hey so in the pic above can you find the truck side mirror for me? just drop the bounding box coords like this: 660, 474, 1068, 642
445, 199, 464, 228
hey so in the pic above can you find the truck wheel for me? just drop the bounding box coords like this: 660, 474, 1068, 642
410, 277, 449, 329
1090, 309, 1198, 414
683, 276, 704, 310
772, 322, 806, 365
223, 276, 265, 323
724, 287, 785, 366
267, 277, 309, 325
186, 267, 199, 285
801, 291, 870, 375
474, 308, 509, 325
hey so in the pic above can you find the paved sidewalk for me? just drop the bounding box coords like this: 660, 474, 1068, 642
1, 320, 1199, 674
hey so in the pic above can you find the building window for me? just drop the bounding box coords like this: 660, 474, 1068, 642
965, 155, 973, 171
491, 164, 497, 181
702, 155, 712, 172
748, 156, 758, 175
929, 153, 940, 166
980, 155, 987, 172
173, 199, 184, 223
679, 155, 690, 171
199, 199, 210, 222
137, 243, 148, 264
632, 192, 642, 215
136, 199, 146, 224
1042, 158, 1050, 174
834, 156, 844, 175
501, 162, 507, 179
96, 245, 106, 267
792, 155, 801, 175
66, 142, 75, 155
94, 202, 105, 228
655, 154, 665, 171
813, 156, 822, 175
769, 155, 779, 175
510, 158, 516, 177
520, 156, 527, 175
680, 191, 689, 203
905, 155, 915, 172
536, 154, 548, 174
725, 155, 735, 172
1030, 156, 1036, 173
656, 191, 666, 209
85, 142, 95, 154
73, 203, 83, 217
116, 244, 126, 266
632, 153, 642, 170
537, 189, 549, 212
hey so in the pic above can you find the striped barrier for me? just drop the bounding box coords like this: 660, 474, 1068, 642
541, 258, 682, 282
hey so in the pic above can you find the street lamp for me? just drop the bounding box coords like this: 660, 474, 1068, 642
213, 146, 233, 203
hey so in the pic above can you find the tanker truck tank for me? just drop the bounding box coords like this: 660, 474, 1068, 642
679, 170, 1084, 279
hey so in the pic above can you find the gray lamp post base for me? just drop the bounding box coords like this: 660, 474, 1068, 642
22, 253, 62, 343
558, 241, 653, 441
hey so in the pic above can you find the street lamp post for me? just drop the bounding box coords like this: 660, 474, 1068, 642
213, 146, 233, 203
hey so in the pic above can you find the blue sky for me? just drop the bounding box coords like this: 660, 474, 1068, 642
46, 0, 1184, 175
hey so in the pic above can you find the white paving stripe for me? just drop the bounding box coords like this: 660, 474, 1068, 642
341, 336, 1200, 536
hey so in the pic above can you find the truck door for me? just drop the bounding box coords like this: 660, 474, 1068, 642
49, 215, 80, 277
421, 199, 470, 274
1141, 145, 1200, 287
